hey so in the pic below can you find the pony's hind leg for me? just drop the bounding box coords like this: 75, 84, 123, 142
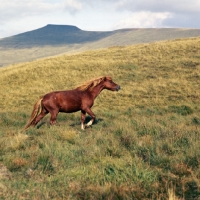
49, 110, 59, 126
32, 107, 48, 127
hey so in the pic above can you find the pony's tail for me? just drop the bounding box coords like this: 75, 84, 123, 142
24, 97, 43, 130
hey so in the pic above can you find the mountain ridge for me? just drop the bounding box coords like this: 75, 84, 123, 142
1, 24, 200, 48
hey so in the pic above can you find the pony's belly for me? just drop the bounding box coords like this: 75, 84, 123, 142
59, 104, 81, 113
59, 108, 80, 113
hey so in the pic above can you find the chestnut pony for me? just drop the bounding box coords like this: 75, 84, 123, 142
24, 76, 120, 130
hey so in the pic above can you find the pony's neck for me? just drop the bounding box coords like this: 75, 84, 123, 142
90, 83, 104, 99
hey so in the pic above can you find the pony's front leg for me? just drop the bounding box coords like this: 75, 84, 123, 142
85, 108, 96, 128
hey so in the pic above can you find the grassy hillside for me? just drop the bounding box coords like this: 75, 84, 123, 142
0, 37, 200, 199
1, 25, 200, 67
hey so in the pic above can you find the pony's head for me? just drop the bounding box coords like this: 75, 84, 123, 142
102, 76, 120, 91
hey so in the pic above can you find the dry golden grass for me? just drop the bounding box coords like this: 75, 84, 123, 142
1, 37, 199, 111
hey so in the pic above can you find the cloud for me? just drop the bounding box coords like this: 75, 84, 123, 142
0, 1, 61, 24
63, 0, 82, 14
163, 12, 200, 28
0, 0, 84, 24
115, 0, 200, 14
113, 0, 200, 28
0, 0, 200, 38
114, 11, 172, 29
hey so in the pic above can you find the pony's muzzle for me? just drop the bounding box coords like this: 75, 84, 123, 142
116, 85, 120, 91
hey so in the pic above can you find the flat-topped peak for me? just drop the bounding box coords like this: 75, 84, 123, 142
44, 24, 81, 31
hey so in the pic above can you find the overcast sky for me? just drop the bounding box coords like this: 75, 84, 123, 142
0, 0, 200, 39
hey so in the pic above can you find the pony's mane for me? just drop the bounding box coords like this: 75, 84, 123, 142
76, 76, 112, 91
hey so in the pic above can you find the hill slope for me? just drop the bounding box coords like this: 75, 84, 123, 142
1, 24, 200, 67
0, 37, 200, 199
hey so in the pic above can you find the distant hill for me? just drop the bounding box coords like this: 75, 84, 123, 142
0, 24, 200, 67
0, 24, 121, 48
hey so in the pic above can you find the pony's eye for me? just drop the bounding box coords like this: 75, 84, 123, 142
110, 80, 113, 83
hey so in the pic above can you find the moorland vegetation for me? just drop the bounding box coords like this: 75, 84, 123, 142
0, 37, 200, 199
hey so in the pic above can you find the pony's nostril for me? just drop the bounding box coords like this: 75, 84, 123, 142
116, 85, 120, 91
